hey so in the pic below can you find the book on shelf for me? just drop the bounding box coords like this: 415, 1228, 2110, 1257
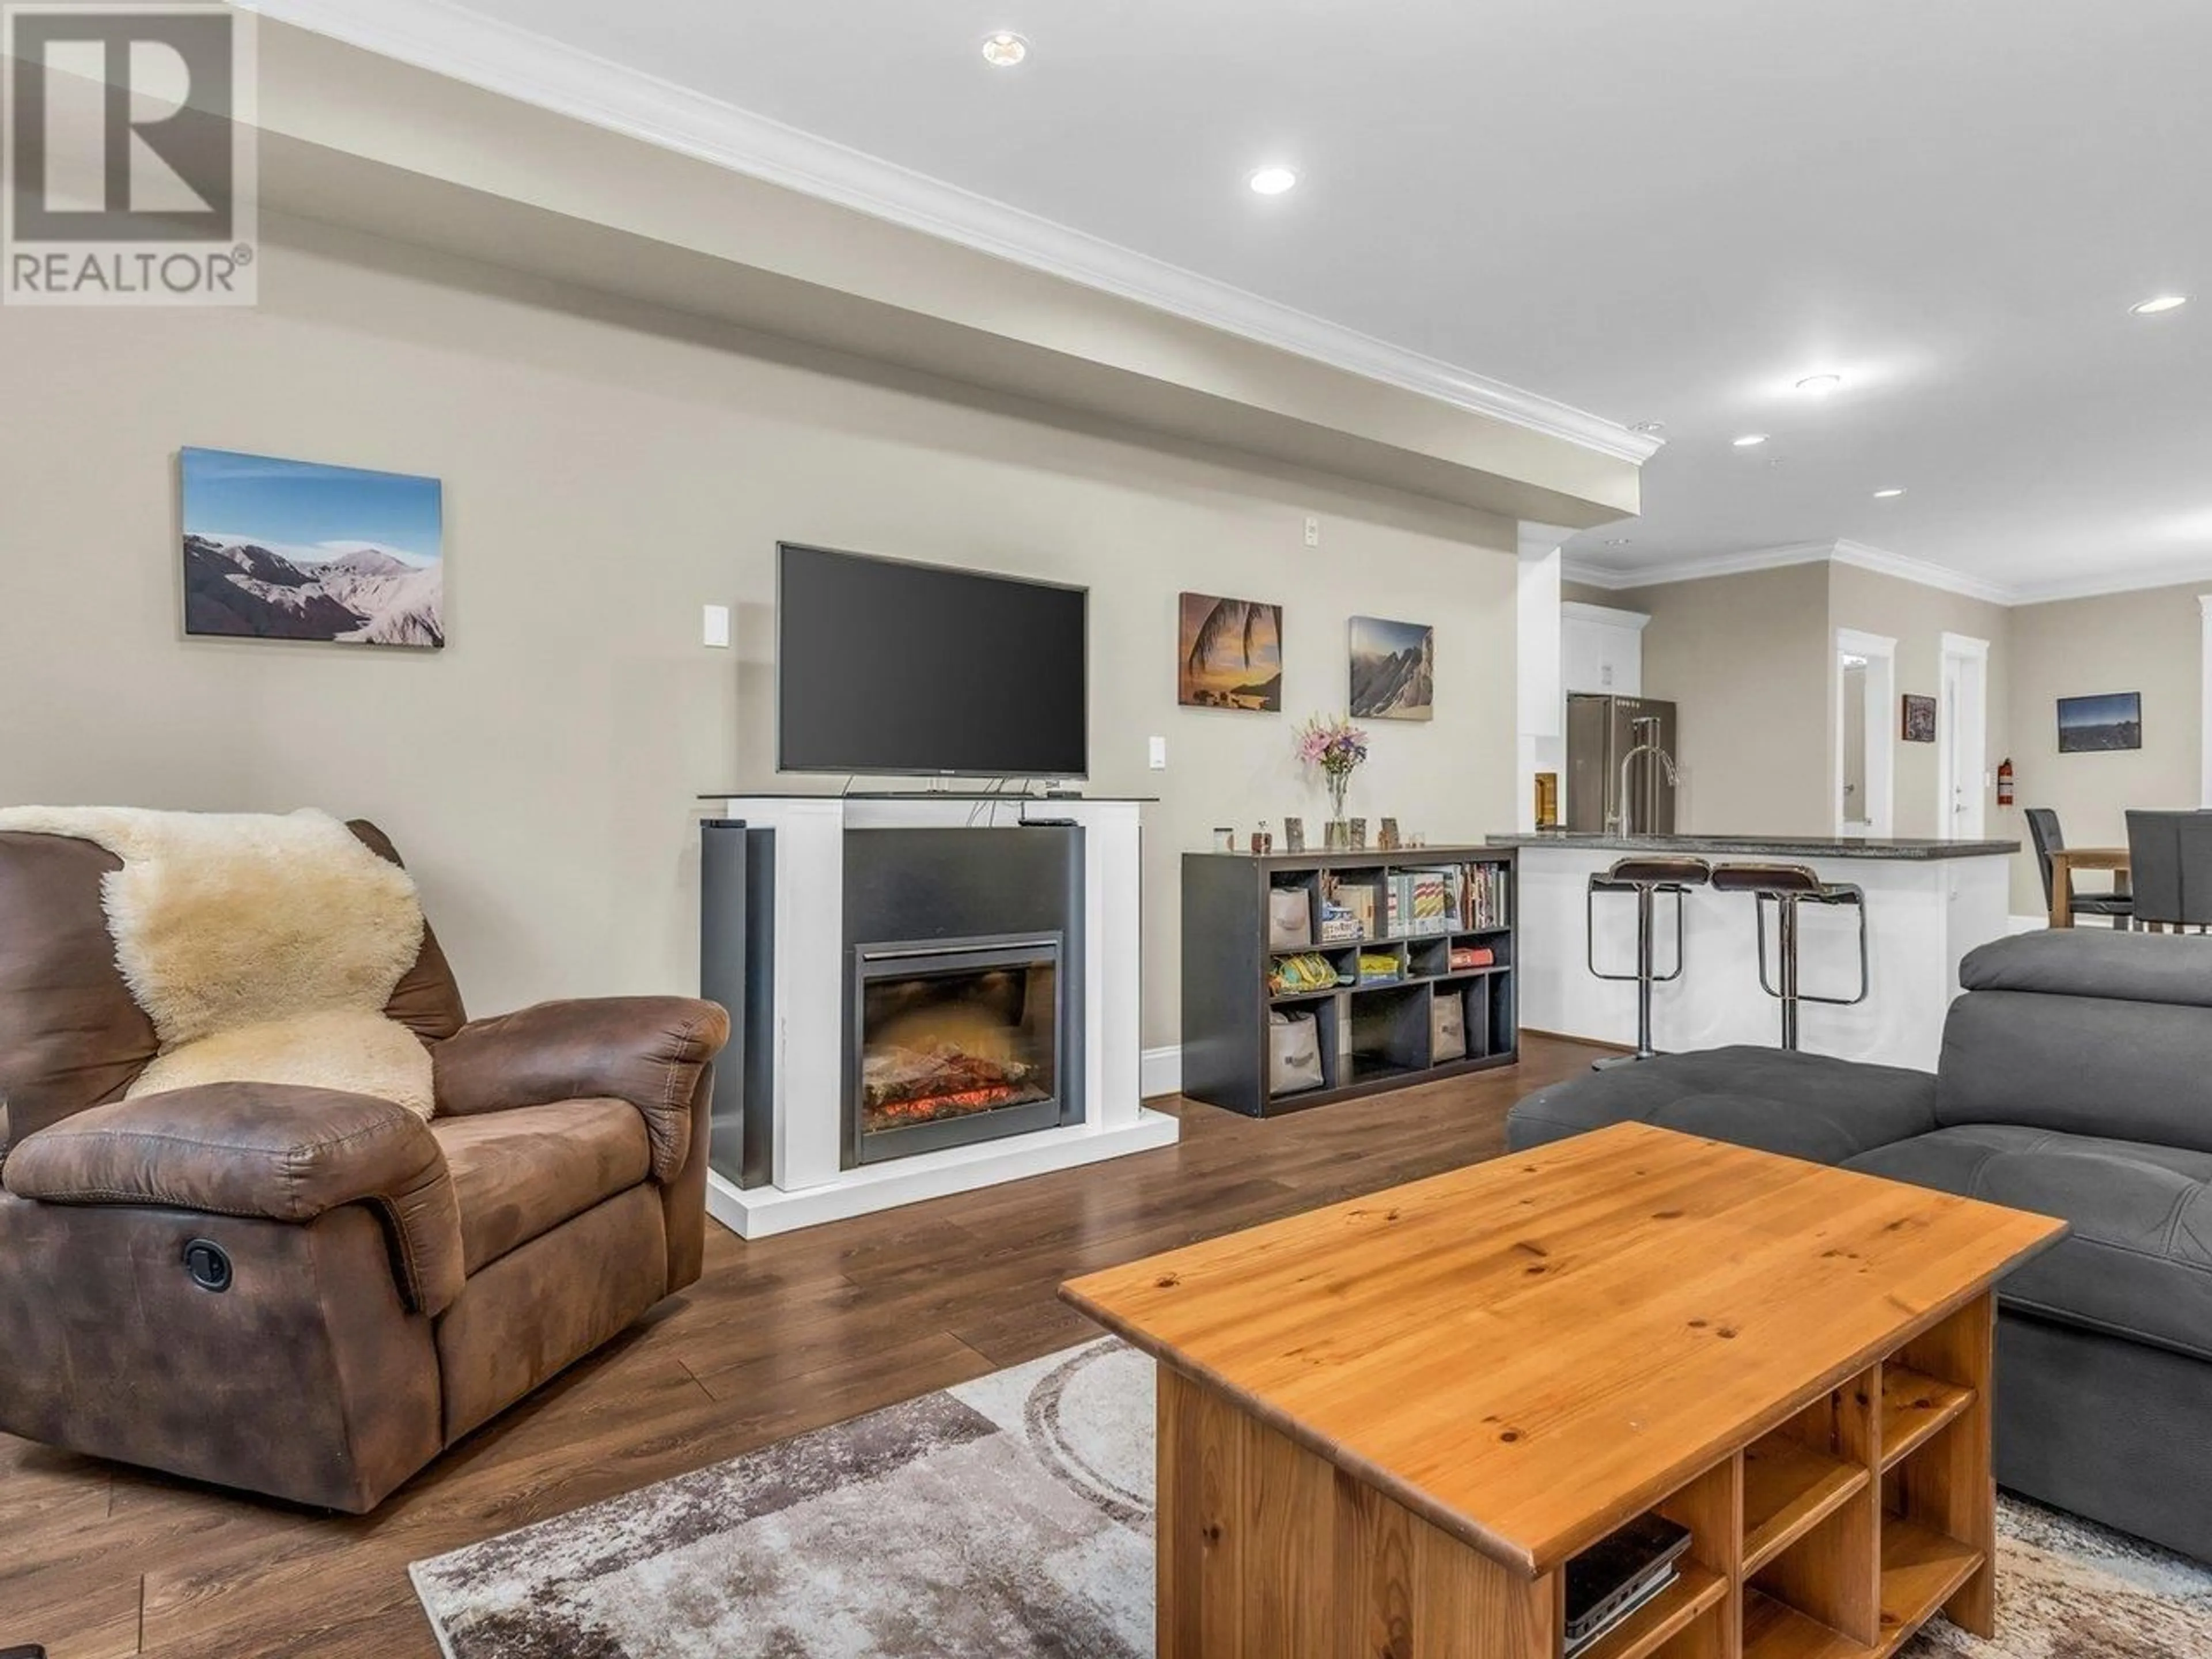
1456, 861, 1510, 931
1384, 869, 1455, 938
1323, 876, 1377, 939
1317, 900, 1363, 944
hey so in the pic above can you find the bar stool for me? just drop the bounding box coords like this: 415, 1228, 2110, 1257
1709, 863, 1869, 1051
1586, 855, 1712, 1067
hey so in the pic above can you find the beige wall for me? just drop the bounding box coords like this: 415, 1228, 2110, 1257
1825, 563, 2011, 842
2005, 583, 2205, 915
0, 215, 1520, 1051
1607, 564, 1834, 835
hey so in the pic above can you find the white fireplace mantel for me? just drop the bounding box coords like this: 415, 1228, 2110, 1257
703, 794, 1179, 1238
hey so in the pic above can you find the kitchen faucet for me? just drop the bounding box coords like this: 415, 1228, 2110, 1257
1611, 732, 1680, 835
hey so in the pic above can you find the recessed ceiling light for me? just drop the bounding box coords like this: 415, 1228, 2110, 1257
1873, 487, 1907, 499
1794, 373, 1843, 396
1733, 434, 1768, 448
1248, 166, 1299, 196
980, 32, 1028, 67
2131, 294, 2188, 316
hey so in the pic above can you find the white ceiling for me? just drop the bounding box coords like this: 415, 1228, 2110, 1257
271, 0, 2212, 599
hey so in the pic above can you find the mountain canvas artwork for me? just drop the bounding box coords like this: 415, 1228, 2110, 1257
1349, 615, 1434, 721
180, 448, 445, 647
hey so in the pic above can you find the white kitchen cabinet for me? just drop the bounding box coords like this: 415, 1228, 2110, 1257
1561, 602, 1648, 696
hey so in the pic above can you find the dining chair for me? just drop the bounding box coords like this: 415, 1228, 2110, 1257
2126, 809, 2188, 931
2028, 806, 2134, 928
2179, 813, 2212, 933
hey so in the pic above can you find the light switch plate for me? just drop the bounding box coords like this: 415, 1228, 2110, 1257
702, 604, 732, 649
1148, 736, 1168, 770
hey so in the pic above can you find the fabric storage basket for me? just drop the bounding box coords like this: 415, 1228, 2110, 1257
1268, 887, 1313, 951
1431, 990, 1467, 1062
1269, 1009, 1325, 1094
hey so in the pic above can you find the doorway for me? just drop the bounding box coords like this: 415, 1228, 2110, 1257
1836, 629, 1896, 836
1938, 633, 1991, 841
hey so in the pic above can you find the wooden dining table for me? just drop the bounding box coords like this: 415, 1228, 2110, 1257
2049, 846, 2131, 928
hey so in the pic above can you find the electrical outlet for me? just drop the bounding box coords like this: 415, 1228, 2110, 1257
1304, 515, 1321, 548
702, 604, 732, 649
1148, 736, 1168, 770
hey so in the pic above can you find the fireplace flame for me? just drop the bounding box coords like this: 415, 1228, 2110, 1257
873, 1082, 1032, 1123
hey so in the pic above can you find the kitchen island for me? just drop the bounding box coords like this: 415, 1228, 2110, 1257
1488, 831, 2020, 1070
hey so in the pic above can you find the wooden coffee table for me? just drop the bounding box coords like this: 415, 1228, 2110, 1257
1061, 1122, 2065, 1659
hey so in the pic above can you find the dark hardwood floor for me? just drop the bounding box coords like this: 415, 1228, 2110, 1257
2, 1036, 1598, 1658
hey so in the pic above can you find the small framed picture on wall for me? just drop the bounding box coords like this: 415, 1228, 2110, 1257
1900, 694, 1937, 744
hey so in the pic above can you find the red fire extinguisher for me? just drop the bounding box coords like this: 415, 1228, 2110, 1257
1997, 759, 2015, 808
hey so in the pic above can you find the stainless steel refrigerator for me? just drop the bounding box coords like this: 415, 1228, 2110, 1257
1566, 695, 1680, 835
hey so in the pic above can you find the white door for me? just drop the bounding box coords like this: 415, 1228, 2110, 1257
1938, 634, 1990, 841
1836, 630, 1897, 837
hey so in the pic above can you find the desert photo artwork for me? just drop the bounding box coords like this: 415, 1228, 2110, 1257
181, 447, 446, 647
1349, 615, 1434, 721
1177, 592, 1283, 711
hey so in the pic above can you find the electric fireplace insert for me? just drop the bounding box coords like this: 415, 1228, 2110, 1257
849, 933, 1069, 1166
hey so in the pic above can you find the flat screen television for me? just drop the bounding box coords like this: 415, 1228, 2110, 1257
777, 542, 1089, 778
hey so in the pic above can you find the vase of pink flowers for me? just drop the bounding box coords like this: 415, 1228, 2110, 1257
1296, 713, 1369, 846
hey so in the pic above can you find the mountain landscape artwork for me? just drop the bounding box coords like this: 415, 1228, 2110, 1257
1349, 615, 1434, 721
180, 447, 445, 647
2056, 691, 2142, 753
1178, 592, 1283, 711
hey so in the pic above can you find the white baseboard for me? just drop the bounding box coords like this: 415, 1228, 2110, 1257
1139, 1044, 1183, 1100
705, 1108, 1181, 1238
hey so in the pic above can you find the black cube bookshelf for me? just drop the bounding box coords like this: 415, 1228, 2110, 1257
1180, 846, 1520, 1117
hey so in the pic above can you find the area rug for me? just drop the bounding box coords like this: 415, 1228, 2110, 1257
412, 1340, 2212, 1658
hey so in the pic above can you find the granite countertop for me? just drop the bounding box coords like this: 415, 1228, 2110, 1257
1487, 831, 2020, 862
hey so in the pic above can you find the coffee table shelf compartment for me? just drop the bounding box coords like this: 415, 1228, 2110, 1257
1578, 1564, 1729, 1659
1875, 1365, 1974, 1472
1744, 1365, 1877, 1580
1584, 1453, 1740, 1659
1180, 846, 1519, 1116
1741, 1590, 1872, 1659
1742, 1436, 1870, 1575
1873, 1518, 1982, 1656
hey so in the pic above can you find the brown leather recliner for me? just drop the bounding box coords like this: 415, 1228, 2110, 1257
0, 820, 729, 1512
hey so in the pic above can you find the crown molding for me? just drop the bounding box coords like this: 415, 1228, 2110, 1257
2006, 562, 2212, 605
1562, 601, 1652, 631
1561, 541, 1835, 593
1827, 540, 2013, 606
239, 0, 1660, 468
1568, 538, 2031, 607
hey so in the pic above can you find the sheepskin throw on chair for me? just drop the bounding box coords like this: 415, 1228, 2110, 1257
0, 806, 435, 1115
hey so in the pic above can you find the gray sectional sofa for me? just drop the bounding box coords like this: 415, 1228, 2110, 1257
1509, 930, 2212, 1562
